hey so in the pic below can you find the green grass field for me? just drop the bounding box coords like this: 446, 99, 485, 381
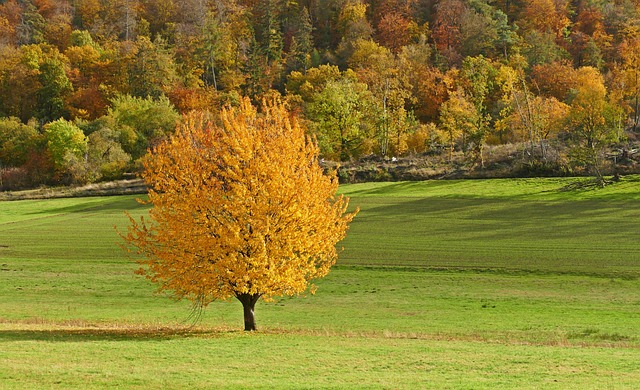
1, 176, 640, 388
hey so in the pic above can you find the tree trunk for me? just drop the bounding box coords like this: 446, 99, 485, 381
236, 293, 260, 331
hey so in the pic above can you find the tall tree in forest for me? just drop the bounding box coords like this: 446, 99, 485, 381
0, 44, 72, 123
16, 0, 46, 45
375, 11, 416, 54
456, 55, 497, 166
242, 35, 271, 99
126, 35, 178, 98
123, 98, 357, 331
398, 35, 449, 123
348, 39, 414, 156
254, 0, 283, 63
530, 61, 577, 102
0, 0, 22, 45
619, 37, 640, 131
432, 0, 466, 65
35, 45, 73, 122
567, 66, 621, 184
439, 88, 482, 162
64, 30, 113, 120
285, 6, 314, 73
335, 0, 373, 65
519, 0, 569, 39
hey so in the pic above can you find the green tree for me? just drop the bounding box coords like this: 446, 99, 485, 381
16, 0, 46, 45
86, 127, 132, 181
521, 31, 569, 67
456, 55, 497, 166
285, 6, 314, 73
105, 94, 180, 160
43, 118, 88, 182
255, 0, 284, 63
307, 77, 374, 160
127, 36, 178, 99
0, 117, 39, 167
36, 48, 74, 122
286, 64, 343, 102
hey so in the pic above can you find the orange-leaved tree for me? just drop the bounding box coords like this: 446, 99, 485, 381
123, 97, 358, 331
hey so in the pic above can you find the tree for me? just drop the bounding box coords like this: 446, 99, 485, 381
567, 67, 621, 184
123, 98, 357, 331
254, 0, 283, 63
619, 37, 640, 131
456, 55, 497, 167
0, 44, 73, 123
375, 11, 415, 54
459, 1, 499, 59
432, 0, 467, 65
65, 31, 111, 120
43, 118, 88, 182
307, 77, 374, 160
530, 61, 577, 102
126, 35, 179, 99
518, 0, 569, 39
348, 39, 414, 156
521, 30, 569, 67
85, 127, 132, 181
0, 117, 39, 167
335, 0, 373, 65
16, 0, 46, 45
104, 94, 179, 160
398, 36, 449, 123
439, 88, 481, 162
285, 6, 314, 73
0, 0, 21, 46
35, 46, 73, 122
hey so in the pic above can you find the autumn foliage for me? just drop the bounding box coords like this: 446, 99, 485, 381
124, 98, 357, 330
3, 0, 640, 188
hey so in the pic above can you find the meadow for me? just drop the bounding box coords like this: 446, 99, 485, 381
1, 176, 640, 388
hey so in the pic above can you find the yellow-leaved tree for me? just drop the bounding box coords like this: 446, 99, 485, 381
123, 98, 358, 331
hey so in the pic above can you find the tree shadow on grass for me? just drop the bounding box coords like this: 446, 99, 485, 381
0, 326, 237, 342
26, 196, 148, 217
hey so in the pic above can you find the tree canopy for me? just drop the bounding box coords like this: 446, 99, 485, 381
123, 98, 358, 330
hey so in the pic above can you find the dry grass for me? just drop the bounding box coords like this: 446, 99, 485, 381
0, 179, 146, 201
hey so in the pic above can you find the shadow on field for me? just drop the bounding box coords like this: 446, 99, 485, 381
0, 327, 233, 342
27, 196, 148, 217
361, 197, 639, 240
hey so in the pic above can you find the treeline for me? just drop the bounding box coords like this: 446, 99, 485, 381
1, 0, 640, 189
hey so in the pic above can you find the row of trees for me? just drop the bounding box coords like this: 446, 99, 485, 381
2, 0, 640, 188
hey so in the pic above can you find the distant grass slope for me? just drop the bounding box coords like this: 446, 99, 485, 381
339, 175, 640, 276
340, 175, 640, 200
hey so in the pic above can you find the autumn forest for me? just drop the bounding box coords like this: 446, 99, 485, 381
2, 0, 640, 189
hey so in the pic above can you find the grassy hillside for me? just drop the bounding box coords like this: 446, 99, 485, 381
1, 177, 639, 388
339, 176, 640, 276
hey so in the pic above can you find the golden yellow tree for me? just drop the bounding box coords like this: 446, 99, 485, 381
123, 98, 357, 331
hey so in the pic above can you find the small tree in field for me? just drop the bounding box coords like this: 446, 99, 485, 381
123, 98, 357, 331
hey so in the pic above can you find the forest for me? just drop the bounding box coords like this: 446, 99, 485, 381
2, 0, 640, 189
